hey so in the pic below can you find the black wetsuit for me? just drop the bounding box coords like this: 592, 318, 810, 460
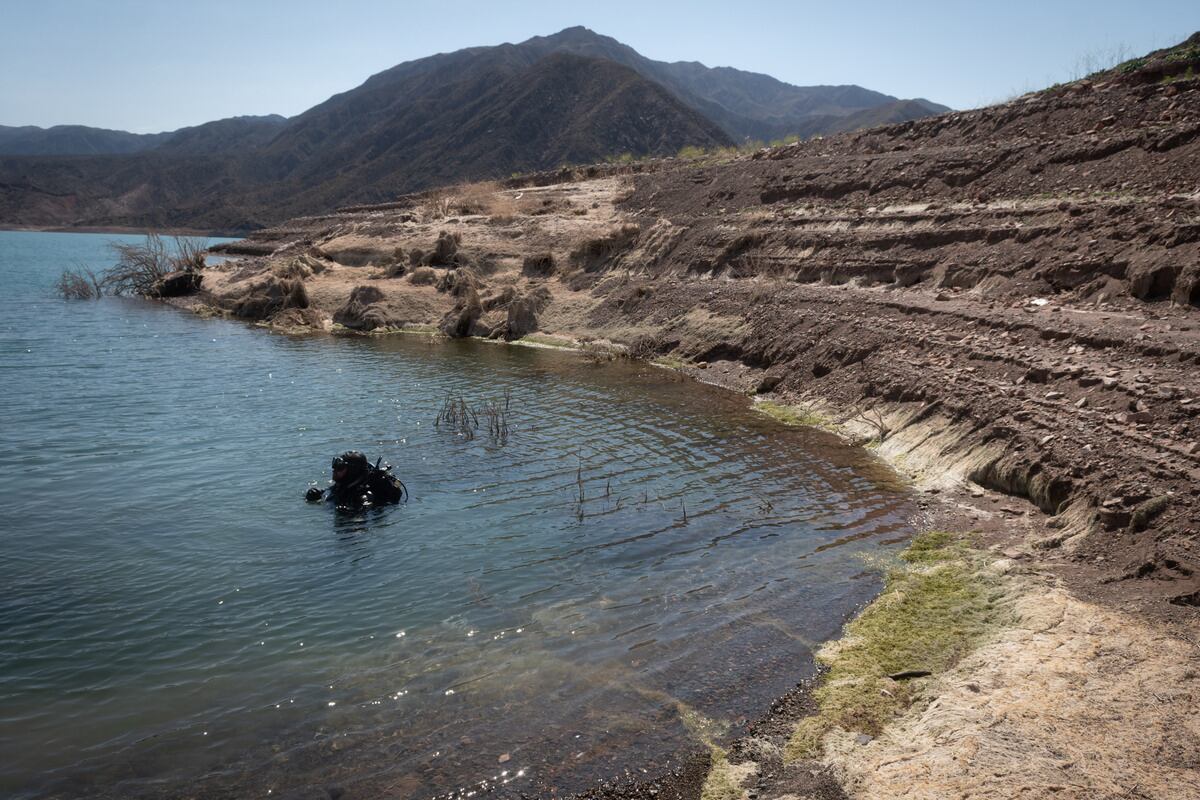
329, 469, 405, 508
307, 466, 406, 509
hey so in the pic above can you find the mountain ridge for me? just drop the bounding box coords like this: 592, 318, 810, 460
0, 27, 949, 230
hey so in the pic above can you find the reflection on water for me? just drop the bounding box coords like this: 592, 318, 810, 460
0, 232, 915, 799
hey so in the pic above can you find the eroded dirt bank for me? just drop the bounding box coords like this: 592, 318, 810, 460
184, 37, 1200, 800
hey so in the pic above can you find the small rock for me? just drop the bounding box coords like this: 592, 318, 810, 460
1045, 391, 1065, 401
1039, 434, 1056, 446
498, 753, 511, 763
856, 734, 874, 745
1075, 397, 1088, 409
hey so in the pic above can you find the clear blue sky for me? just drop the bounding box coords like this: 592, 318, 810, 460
2, 0, 1197, 132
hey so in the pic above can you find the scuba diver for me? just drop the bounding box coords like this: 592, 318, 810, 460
305, 451, 408, 510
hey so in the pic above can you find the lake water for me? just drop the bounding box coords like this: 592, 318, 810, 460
0, 231, 915, 799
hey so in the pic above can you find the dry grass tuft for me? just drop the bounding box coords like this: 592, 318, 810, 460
419, 181, 523, 222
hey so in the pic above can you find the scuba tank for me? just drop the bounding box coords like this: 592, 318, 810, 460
371, 457, 409, 504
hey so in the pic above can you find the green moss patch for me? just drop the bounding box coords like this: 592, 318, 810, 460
517, 333, 577, 349
755, 400, 831, 430
652, 355, 689, 370
785, 531, 1011, 760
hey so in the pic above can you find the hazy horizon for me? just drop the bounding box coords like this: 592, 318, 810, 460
2, 0, 1198, 133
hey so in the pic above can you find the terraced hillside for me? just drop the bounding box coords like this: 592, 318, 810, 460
181, 35, 1200, 800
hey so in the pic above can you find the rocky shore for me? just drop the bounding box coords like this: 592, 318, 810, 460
181, 36, 1200, 800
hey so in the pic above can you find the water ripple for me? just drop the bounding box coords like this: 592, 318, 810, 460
0, 232, 915, 800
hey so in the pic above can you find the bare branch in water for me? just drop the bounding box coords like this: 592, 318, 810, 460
434, 391, 512, 443
55, 264, 104, 299
102, 234, 208, 296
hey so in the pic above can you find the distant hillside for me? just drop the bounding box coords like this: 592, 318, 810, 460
0, 27, 947, 231
153, 115, 288, 156
0, 124, 171, 156
512, 27, 950, 141
249, 50, 730, 197
786, 98, 952, 139
0, 116, 288, 158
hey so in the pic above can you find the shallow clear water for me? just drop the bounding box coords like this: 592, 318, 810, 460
0, 231, 914, 799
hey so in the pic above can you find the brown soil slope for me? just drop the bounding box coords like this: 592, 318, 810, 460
197, 37, 1200, 621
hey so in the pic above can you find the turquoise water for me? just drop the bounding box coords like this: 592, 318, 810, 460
0, 231, 915, 799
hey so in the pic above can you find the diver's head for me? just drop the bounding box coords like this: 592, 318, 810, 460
331, 450, 368, 483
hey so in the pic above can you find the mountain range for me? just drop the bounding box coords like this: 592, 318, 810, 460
0, 27, 948, 231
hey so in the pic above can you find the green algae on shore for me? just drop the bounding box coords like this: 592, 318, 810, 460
785, 531, 1014, 760
754, 399, 833, 431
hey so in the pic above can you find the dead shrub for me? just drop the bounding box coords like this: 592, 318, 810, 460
421, 191, 455, 221
408, 266, 437, 285
272, 258, 313, 280
436, 267, 480, 297
420, 181, 520, 221
422, 231, 469, 268
104, 233, 207, 296
627, 334, 666, 360
522, 252, 556, 277
580, 340, 624, 364
377, 247, 407, 278
55, 266, 104, 299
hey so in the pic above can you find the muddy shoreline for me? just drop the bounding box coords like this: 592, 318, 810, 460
156, 39, 1200, 799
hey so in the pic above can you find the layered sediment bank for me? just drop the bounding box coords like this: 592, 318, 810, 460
182, 37, 1200, 799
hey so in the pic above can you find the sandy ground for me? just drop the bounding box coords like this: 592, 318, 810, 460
826, 582, 1200, 800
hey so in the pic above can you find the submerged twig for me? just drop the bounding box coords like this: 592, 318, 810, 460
55, 264, 104, 299
434, 391, 513, 443
435, 393, 477, 440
